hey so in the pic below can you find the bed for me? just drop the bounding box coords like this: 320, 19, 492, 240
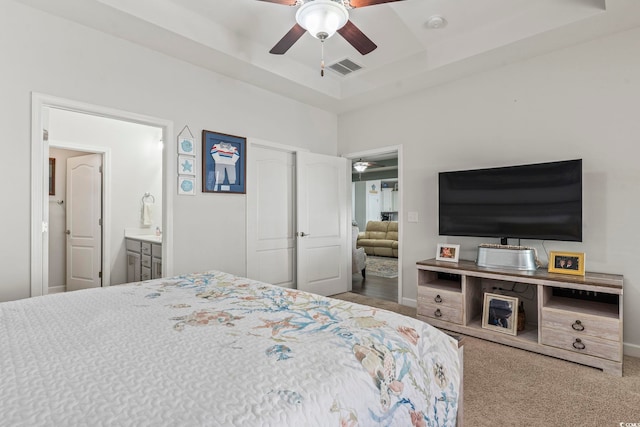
1, 271, 461, 426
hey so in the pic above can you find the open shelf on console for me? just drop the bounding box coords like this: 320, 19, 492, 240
466, 317, 538, 345
543, 287, 619, 319
423, 279, 462, 293
545, 296, 619, 318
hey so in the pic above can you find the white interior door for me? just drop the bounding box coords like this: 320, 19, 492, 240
247, 145, 296, 288
296, 151, 349, 296
66, 154, 102, 291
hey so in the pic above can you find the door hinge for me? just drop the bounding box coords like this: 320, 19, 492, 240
99, 218, 102, 226
99, 166, 103, 173
99, 271, 102, 278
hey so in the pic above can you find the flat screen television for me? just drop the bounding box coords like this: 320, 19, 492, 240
438, 159, 582, 242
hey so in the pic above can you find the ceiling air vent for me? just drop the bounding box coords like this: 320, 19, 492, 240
328, 58, 363, 76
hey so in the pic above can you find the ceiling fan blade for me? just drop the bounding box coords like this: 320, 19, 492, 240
269, 24, 307, 55
348, 0, 405, 8
337, 20, 377, 55
256, 0, 298, 5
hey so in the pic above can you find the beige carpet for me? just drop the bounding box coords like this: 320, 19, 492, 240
331, 292, 640, 426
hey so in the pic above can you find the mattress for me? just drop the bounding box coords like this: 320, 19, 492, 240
0, 271, 460, 426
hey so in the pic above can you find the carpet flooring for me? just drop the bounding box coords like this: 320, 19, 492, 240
331, 292, 640, 426
365, 255, 398, 278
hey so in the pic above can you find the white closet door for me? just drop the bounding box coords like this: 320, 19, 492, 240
246, 145, 296, 288
247, 144, 350, 296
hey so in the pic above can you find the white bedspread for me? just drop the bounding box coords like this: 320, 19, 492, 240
0, 271, 460, 426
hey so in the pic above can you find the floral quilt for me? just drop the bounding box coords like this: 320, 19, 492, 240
0, 271, 460, 426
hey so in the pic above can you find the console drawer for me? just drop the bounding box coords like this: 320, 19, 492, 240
541, 308, 619, 342
541, 327, 621, 361
417, 302, 463, 325
418, 286, 462, 309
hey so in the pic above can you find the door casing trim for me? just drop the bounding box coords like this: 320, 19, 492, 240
341, 145, 403, 304
31, 92, 174, 297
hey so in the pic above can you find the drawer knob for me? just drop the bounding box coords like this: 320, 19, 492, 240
572, 338, 586, 350
571, 320, 585, 331
434, 308, 442, 318
434, 294, 443, 303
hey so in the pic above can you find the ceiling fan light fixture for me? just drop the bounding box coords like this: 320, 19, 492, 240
353, 162, 368, 172
296, 0, 349, 40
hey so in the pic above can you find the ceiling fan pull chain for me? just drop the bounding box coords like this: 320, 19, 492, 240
320, 40, 325, 77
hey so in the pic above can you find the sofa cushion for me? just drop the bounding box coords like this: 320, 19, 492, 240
357, 221, 399, 258
371, 240, 394, 248
366, 221, 390, 233
367, 231, 388, 240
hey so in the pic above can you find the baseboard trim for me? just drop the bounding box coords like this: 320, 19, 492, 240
624, 342, 640, 358
402, 297, 417, 308
48, 286, 65, 294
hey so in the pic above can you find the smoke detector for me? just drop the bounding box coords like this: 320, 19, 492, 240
426, 15, 447, 30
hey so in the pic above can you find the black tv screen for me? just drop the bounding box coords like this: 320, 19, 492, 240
438, 159, 582, 241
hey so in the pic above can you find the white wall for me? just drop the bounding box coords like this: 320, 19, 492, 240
0, 1, 337, 302
48, 110, 164, 287
338, 26, 640, 353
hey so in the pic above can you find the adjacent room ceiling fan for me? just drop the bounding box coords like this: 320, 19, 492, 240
258, 0, 405, 74
353, 158, 380, 172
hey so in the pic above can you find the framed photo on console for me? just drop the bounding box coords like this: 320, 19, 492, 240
482, 293, 519, 336
548, 251, 585, 276
436, 243, 460, 262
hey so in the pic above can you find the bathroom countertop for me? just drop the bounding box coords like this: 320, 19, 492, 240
125, 234, 162, 244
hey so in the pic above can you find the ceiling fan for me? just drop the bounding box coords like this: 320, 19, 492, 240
353, 158, 380, 172
258, 0, 405, 74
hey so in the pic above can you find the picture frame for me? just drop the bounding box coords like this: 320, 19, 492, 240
436, 243, 460, 262
178, 155, 196, 176
49, 158, 55, 196
177, 125, 196, 155
202, 130, 246, 194
482, 292, 519, 336
548, 251, 585, 276
178, 176, 196, 196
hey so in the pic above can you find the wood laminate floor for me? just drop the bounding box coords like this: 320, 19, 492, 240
351, 273, 398, 303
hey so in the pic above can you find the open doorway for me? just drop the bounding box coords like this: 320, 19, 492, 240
31, 93, 174, 297
344, 146, 402, 304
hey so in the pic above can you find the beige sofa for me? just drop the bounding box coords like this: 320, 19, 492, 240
356, 221, 398, 257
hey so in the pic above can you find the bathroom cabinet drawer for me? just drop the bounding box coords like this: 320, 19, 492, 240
141, 266, 151, 281
126, 239, 141, 252
141, 255, 151, 268
141, 242, 152, 256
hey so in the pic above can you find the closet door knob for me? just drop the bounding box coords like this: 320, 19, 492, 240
65, 230, 71, 235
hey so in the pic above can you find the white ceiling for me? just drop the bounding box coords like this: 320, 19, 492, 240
16, 0, 640, 113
